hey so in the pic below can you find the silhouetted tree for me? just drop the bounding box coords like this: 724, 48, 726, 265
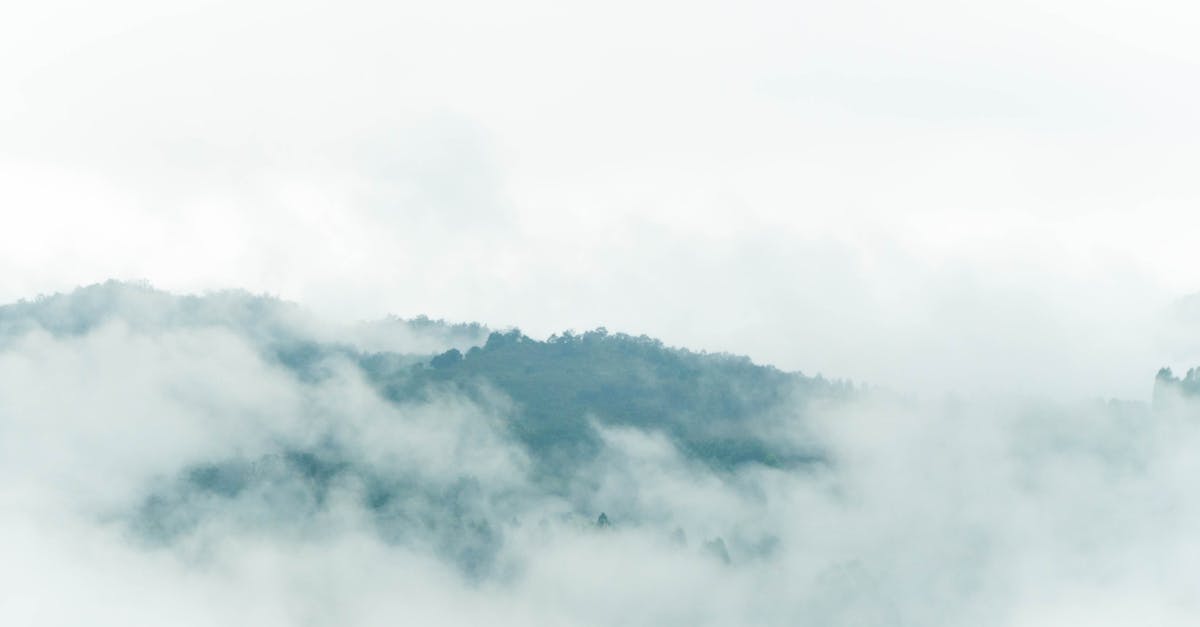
430, 348, 462, 369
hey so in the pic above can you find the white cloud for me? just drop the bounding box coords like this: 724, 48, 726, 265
4, 0, 1200, 396
7, 3, 1200, 621
0, 291, 1199, 624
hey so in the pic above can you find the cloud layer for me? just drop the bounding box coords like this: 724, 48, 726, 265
1, 285, 1198, 625
5, 0, 1200, 397
6, 2, 1200, 621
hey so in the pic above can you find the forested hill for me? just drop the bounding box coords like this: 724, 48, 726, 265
5, 282, 1191, 583
368, 328, 850, 472
0, 283, 853, 575
0, 280, 489, 353
1154, 367, 1200, 410
2, 282, 849, 473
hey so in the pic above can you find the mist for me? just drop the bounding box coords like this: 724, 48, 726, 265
0, 284, 1197, 625
7, 0, 1200, 398
6, 0, 1200, 623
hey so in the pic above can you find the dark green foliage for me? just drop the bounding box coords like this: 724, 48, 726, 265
403, 314, 488, 339
1153, 366, 1200, 410
7, 283, 855, 578
2, 284, 842, 476
372, 327, 838, 473
430, 348, 463, 369
0, 280, 309, 345
130, 323, 846, 578
134, 454, 507, 578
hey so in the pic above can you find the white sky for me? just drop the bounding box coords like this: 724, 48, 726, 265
3, 0, 1200, 398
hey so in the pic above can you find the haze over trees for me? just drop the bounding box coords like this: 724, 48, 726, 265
0, 282, 848, 576
2, 282, 1198, 625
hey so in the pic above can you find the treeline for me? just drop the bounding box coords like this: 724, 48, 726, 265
367, 327, 851, 474
1154, 366, 1200, 410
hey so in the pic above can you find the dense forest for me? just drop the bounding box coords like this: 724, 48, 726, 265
369, 328, 848, 473
0, 282, 851, 575
5, 282, 1195, 585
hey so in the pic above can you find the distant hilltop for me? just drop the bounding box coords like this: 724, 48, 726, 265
1153, 367, 1200, 410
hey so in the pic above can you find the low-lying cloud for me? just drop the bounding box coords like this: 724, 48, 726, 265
1, 283, 1198, 626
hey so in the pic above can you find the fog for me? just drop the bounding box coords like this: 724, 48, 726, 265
0, 285, 1197, 625
6, 0, 1200, 397
6, 0, 1200, 623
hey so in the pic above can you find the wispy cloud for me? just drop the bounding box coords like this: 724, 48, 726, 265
1, 285, 1197, 625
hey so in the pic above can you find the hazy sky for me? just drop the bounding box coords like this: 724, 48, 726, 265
4, 0, 1200, 397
